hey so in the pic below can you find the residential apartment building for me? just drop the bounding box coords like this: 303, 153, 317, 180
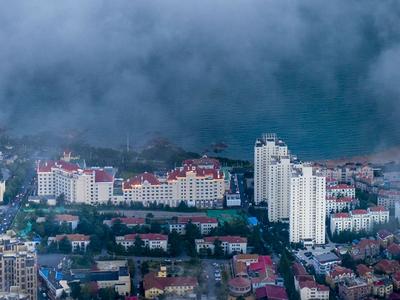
326, 197, 357, 216
195, 236, 247, 255
267, 156, 292, 222
0, 239, 37, 300
254, 133, 289, 205
338, 278, 371, 300
326, 184, 355, 198
37, 160, 114, 205
289, 166, 326, 246
116, 234, 168, 252
168, 216, 218, 235
330, 206, 389, 234
378, 189, 400, 209
122, 162, 225, 209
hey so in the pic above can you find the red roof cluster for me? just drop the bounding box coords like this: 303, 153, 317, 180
203, 236, 247, 244
123, 172, 160, 189
388, 243, 400, 256
143, 272, 198, 290
351, 209, 368, 215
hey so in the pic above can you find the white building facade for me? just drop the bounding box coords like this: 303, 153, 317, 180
289, 166, 326, 246
254, 133, 289, 205
330, 206, 389, 234
267, 156, 292, 222
122, 164, 225, 208
37, 161, 114, 205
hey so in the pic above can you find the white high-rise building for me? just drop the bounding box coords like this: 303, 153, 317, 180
0, 181, 5, 203
254, 133, 288, 205
290, 165, 326, 246
267, 156, 292, 222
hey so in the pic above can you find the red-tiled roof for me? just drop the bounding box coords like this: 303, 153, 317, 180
388, 243, 400, 255
393, 271, 400, 282
256, 285, 288, 300
228, 277, 251, 289
111, 217, 145, 226
333, 212, 351, 218
292, 262, 308, 276
143, 272, 198, 290
352, 209, 368, 215
94, 169, 113, 182
55, 234, 90, 242
55, 214, 79, 222
123, 233, 168, 241
123, 172, 160, 189
356, 264, 372, 276
369, 205, 388, 212
356, 239, 379, 249
327, 184, 354, 190
379, 189, 400, 196
203, 236, 247, 244
328, 266, 353, 278
177, 216, 218, 224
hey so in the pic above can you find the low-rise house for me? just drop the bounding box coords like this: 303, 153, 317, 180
326, 266, 355, 288
168, 216, 218, 235
356, 264, 373, 284
292, 262, 329, 300
377, 229, 395, 248
374, 260, 400, 275
195, 236, 247, 255
338, 278, 371, 300
372, 279, 393, 298
48, 234, 90, 252
393, 272, 400, 290
255, 285, 288, 300
387, 243, 400, 260
312, 252, 341, 275
143, 272, 198, 299
54, 214, 79, 230
103, 217, 146, 228
115, 233, 168, 252
349, 239, 380, 261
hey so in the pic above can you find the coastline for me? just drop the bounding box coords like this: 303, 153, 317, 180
316, 145, 400, 167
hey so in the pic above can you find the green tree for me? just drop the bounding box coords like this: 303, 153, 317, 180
88, 235, 103, 253
58, 237, 72, 254
98, 287, 118, 300
169, 230, 183, 256
213, 239, 224, 258
134, 235, 144, 255
70, 282, 81, 299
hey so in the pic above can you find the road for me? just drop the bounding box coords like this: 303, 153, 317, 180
0, 171, 36, 234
